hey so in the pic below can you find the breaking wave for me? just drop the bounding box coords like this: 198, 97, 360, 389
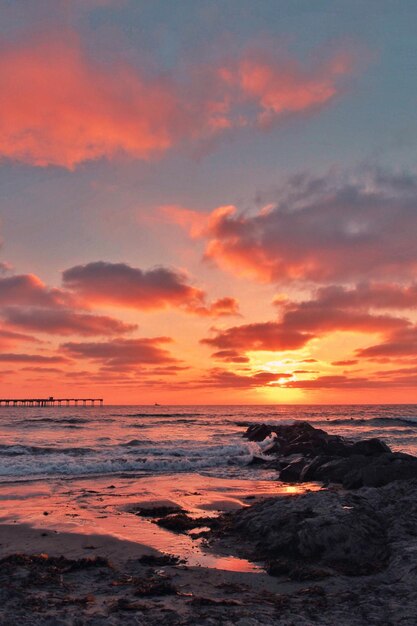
0, 437, 276, 480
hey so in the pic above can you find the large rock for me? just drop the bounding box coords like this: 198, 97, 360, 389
244, 421, 391, 460
244, 424, 274, 442
345, 452, 417, 488
214, 489, 390, 576
242, 421, 417, 489
294, 452, 417, 489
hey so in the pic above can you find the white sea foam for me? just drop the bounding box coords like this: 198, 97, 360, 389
0, 439, 271, 480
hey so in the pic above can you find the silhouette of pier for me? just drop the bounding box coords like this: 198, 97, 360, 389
0, 397, 103, 407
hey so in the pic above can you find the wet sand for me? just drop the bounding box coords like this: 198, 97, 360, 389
0, 476, 317, 626
0, 472, 318, 571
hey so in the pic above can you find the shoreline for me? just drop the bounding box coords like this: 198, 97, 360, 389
2, 420, 417, 624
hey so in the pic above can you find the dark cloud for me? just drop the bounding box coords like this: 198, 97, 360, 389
62, 261, 239, 316
202, 321, 312, 352
0, 274, 69, 307
2, 307, 137, 336
0, 353, 68, 363
197, 368, 293, 389
195, 171, 417, 284
61, 337, 179, 369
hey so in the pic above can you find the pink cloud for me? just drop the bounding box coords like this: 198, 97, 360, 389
0, 34, 354, 168
0, 34, 183, 168
228, 50, 353, 126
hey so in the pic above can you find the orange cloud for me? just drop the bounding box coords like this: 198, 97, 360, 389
202, 288, 408, 359
189, 297, 240, 318
285, 373, 417, 389
357, 326, 417, 359
0, 34, 353, 168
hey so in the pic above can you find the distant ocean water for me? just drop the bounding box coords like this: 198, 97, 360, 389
0, 405, 417, 483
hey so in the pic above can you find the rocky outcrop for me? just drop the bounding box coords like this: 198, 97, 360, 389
245, 421, 390, 458
244, 421, 417, 488
209, 478, 417, 584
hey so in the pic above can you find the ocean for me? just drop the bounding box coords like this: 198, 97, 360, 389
0, 404, 416, 483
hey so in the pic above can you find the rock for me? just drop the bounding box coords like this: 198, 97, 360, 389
351, 438, 391, 456
138, 554, 182, 566
211, 489, 390, 576
134, 575, 177, 596
129, 505, 184, 518
279, 459, 307, 482
241, 421, 412, 489
301, 455, 369, 484
154, 513, 218, 533
244, 424, 273, 441
355, 452, 417, 488
266, 558, 330, 580
248, 455, 270, 466
293, 451, 417, 489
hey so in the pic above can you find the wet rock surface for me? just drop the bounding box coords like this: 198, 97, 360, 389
210, 488, 389, 576
204, 478, 417, 624
245, 421, 417, 488
154, 512, 219, 533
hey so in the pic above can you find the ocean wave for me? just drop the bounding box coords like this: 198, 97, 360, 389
0, 437, 275, 478
0, 444, 95, 456
111, 412, 202, 418
20, 417, 90, 425
121, 439, 149, 447
239, 416, 417, 429
316, 416, 417, 428
123, 418, 205, 427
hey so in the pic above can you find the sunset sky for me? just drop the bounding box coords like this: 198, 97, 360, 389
1, 0, 417, 404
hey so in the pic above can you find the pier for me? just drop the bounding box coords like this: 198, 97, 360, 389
0, 397, 103, 407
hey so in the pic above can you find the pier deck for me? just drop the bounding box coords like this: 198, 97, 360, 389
0, 397, 103, 407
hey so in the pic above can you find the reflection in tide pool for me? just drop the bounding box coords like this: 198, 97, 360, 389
0, 472, 317, 572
